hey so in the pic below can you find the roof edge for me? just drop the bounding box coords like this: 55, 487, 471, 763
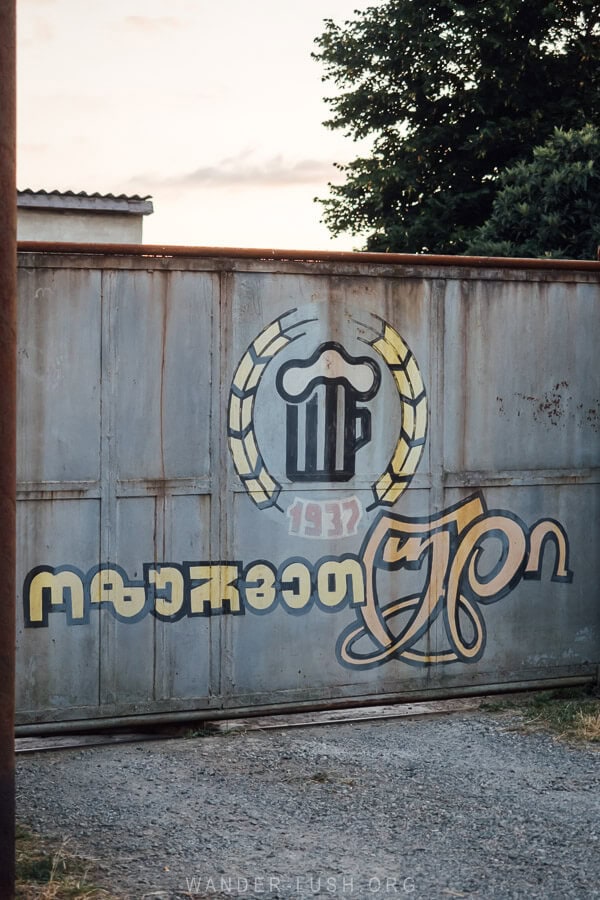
17, 191, 153, 216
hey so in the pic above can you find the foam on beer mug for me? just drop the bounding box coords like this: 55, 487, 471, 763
280, 347, 377, 400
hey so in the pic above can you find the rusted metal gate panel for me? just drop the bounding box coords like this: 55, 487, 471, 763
15, 249, 600, 730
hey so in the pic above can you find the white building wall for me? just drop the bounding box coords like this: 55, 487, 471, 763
17, 210, 144, 243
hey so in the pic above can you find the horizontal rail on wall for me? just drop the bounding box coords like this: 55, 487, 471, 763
17, 240, 600, 272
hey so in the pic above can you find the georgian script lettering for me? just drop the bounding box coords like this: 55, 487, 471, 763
23, 493, 571, 669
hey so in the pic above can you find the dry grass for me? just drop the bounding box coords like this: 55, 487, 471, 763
524, 691, 600, 743
15, 824, 119, 900
485, 686, 600, 745
573, 708, 600, 742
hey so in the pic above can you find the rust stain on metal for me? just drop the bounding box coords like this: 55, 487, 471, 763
16, 240, 600, 272
516, 382, 571, 427
0, 0, 16, 894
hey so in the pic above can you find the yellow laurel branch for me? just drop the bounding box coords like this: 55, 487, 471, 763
370, 323, 427, 507
228, 319, 295, 508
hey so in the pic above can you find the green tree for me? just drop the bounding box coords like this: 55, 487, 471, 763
313, 1, 600, 253
465, 125, 600, 259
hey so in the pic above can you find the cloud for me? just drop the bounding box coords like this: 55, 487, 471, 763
123, 16, 183, 31
132, 154, 339, 191
19, 142, 50, 155
19, 16, 55, 45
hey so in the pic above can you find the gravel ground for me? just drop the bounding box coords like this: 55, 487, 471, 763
16, 709, 600, 900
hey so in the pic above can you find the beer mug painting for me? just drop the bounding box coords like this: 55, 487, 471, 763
228, 306, 427, 515
276, 342, 381, 482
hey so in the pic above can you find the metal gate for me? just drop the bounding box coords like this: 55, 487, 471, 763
16, 246, 600, 730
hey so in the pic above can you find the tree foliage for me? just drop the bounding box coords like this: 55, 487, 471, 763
465, 125, 600, 259
313, 1, 600, 253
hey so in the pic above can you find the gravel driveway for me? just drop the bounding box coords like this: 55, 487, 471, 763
16, 706, 600, 899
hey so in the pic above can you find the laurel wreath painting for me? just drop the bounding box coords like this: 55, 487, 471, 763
228, 308, 428, 511
360, 317, 428, 509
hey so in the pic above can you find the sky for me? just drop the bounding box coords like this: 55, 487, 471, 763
17, 0, 378, 250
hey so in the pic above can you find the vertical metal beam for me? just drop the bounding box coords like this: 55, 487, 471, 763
0, 0, 17, 895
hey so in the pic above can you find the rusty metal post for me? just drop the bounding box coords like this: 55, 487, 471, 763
0, 0, 17, 895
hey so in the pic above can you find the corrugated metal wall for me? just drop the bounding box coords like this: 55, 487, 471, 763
16, 249, 600, 729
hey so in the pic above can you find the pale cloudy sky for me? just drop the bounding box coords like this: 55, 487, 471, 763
17, 0, 377, 249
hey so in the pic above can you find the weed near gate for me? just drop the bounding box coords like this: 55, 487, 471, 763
483, 686, 600, 744
15, 824, 119, 899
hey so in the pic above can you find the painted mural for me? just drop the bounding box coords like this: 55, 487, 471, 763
23, 305, 572, 670
228, 308, 427, 515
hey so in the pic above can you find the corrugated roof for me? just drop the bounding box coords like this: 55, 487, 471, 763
18, 189, 152, 201
17, 189, 153, 215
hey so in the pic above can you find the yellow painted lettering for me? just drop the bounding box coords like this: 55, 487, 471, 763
243, 563, 277, 612
89, 568, 146, 619
317, 558, 365, 608
26, 568, 85, 624
446, 515, 527, 659
147, 566, 184, 618
280, 561, 312, 611
525, 520, 571, 579
189, 564, 241, 614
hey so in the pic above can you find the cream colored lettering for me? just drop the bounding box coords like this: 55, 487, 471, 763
445, 514, 527, 660
243, 563, 277, 612
189, 564, 241, 614
89, 568, 146, 620
280, 561, 312, 610
525, 520, 570, 579
23, 493, 572, 674
147, 566, 185, 618
26, 568, 85, 625
317, 557, 366, 608
338, 494, 571, 668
